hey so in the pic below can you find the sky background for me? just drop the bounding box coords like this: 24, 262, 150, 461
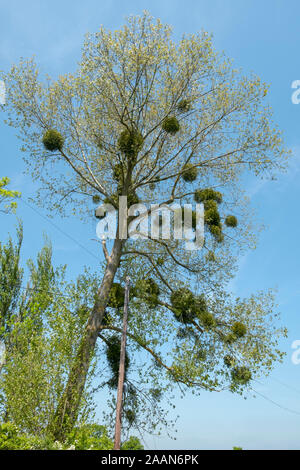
1, 0, 300, 450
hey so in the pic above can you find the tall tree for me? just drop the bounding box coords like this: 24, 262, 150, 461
1, 13, 289, 440
0, 231, 97, 434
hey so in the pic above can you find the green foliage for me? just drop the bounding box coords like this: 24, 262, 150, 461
170, 288, 197, 323
127, 192, 140, 207
177, 99, 192, 113
121, 435, 144, 450
92, 194, 101, 204
224, 355, 236, 368
161, 116, 180, 135
223, 333, 238, 344
232, 321, 247, 338
209, 224, 224, 243
113, 163, 123, 181
0, 422, 143, 450
0, 423, 30, 450
106, 335, 130, 388
134, 278, 160, 308
225, 215, 238, 227
42, 129, 64, 152
107, 283, 125, 309
0, 225, 23, 340
181, 164, 198, 182
1, 12, 289, 437
204, 207, 221, 226
198, 311, 216, 329
0, 177, 20, 214
231, 366, 252, 385
194, 188, 223, 204
0, 230, 97, 434
118, 129, 144, 160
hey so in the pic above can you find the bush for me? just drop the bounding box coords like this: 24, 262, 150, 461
42, 129, 64, 151
0, 422, 143, 450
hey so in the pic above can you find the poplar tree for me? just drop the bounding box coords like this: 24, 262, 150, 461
1, 13, 289, 440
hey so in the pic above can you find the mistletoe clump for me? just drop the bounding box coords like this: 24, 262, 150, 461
194, 188, 224, 242
231, 366, 252, 385
127, 192, 140, 207
225, 215, 238, 228
107, 283, 125, 309
181, 163, 198, 182
209, 225, 224, 243
223, 332, 238, 344
170, 288, 198, 324
177, 99, 192, 113
106, 335, 130, 389
118, 129, 144, 160
42, 129, 64, 151
113, 163, 124, 181
92, 194, 101, 204
231, 321, 247, 338
162, 116, 180, 135
224, 355, 236, 368
194, 188, 223, 204
204, 205, 221, 226
134, 278, 160, 308
198, 311, 216, 329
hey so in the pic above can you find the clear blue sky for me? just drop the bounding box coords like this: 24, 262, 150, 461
1, 0, 300, 450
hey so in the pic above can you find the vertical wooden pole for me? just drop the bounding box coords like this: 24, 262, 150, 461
113, 276, 130, 450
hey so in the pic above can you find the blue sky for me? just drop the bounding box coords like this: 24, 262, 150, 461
1, 0, 300, 450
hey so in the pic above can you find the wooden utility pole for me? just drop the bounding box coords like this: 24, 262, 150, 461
113, 276, 130, 450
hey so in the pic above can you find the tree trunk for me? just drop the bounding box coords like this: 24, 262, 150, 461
49, 237, 124, 441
